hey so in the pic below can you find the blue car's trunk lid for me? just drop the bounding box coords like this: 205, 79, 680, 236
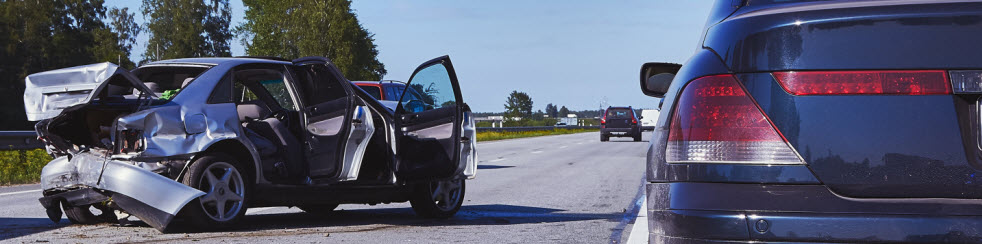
706, 0, 982, 199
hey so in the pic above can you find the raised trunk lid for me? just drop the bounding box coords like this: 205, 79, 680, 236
24, 62, 155, 121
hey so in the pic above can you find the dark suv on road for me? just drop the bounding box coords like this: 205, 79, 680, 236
640, 0, 982, 243
600, 106, 641, 142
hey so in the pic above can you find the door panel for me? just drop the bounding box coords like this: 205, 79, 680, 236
338, 106, 375, 181
395, 56, 465, 181
292, 63, 351, 179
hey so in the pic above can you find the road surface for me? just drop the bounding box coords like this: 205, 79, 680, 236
0, 132, 648, 243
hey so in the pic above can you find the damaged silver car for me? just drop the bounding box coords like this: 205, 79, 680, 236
24, 56, 477, 231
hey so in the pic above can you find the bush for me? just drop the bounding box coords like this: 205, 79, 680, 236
0, 149, 51, 185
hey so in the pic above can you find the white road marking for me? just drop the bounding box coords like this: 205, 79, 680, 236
490, 158, 506, 162
246, 207, 278, 214
625, 195, 649, 244
559, 145, 568, 149
0, 189, 41, 197
531, 150, 543, 154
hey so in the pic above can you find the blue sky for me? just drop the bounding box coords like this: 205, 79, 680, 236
106, 0, 713, 112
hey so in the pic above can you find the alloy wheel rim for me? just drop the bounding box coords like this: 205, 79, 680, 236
197, 162, 245, 222
429, 179, 463, 211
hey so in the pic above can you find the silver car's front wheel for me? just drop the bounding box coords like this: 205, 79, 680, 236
180, 153, 249, 230
410, 178, 465, 218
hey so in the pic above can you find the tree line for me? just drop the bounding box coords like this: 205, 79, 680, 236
493, 90, 604, 127
0, 0, 384, 130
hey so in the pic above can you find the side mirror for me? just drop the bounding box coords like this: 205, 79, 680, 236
640, 62, 682, 98
638, 115, 643, 119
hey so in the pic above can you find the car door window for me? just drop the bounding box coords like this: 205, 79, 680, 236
292, 65, 348, 105
259, 79, 297, 111
400, 64, 456, 113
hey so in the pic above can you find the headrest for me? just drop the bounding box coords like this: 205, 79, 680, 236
181, 77, 195, 88
236, 103, 270, 122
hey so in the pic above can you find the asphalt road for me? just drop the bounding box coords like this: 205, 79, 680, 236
0, 132, 648, 243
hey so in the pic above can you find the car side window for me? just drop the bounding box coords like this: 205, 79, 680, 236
384, 86, 402, 102
401, 63, 456, 113
291, 64, 348, 105
231, 64, 299, 111
259, 79, 296, 111
233, 81, 260, 103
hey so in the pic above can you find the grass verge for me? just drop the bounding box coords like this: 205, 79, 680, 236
0, 149, 51, 185
476, 128, 598, 142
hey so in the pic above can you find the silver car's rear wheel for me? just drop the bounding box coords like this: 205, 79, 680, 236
181, 153, 249, 230
197, 162, 245, 222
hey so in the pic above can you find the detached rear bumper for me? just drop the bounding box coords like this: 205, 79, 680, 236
647, 183, 982, 243
39, 152, 205, 231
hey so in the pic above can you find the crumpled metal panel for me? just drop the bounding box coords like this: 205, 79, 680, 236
23, 62, 155, 121
115, 103, 242, 158
39, 151, 205, 219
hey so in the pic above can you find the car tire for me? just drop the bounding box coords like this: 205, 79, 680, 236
410, 178, 465, 219
299, 204, 340, 215
63, 204, 113, 225
180, 153, 249, 230
601, 133, 609, 142
634, 134, 642, 142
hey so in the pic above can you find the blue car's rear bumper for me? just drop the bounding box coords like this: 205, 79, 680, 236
647, 182, 982, 243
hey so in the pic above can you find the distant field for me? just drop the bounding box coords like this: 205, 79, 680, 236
476, 128, 598, 142
0, 149, 50, 185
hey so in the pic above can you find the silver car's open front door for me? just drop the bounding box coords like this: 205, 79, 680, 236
394, 56, 472, 181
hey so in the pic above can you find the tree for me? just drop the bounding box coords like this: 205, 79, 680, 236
545, 103, 557, 118
141, 0, 232, 62
90, 7, 141, 68
559, 106, 570, 118
0, 1, 139, 129
504, 91, 533, 120
237, 0, 386, 80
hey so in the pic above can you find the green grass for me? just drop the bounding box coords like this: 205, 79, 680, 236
476, 128, 598, 142
0, 149, 52, 185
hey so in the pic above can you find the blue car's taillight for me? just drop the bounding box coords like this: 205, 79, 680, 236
773, 70, 950, 95
666, 74, 802, 165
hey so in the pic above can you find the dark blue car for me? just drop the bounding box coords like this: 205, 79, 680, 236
641, 0, 982, 243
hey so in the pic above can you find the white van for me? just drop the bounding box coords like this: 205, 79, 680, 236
640, 109, 659, 131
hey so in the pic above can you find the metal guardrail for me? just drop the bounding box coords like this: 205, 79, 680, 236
0, 126, 601, 150
477, 126, 600, 133
0, 131, 43, 150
